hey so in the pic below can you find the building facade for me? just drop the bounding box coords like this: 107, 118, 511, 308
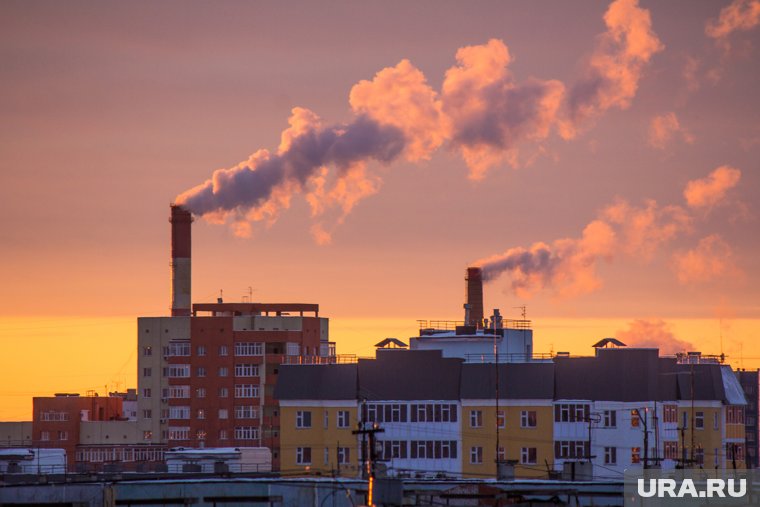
277, 347, 748, 480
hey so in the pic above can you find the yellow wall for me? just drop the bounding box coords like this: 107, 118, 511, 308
280, 404, 359, 477
678, 406, 745, 469
461, 404, 553, 479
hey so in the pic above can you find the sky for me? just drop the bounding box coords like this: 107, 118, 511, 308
0, 0, 758, 420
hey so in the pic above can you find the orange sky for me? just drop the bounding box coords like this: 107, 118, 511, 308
0, 0, 758, 421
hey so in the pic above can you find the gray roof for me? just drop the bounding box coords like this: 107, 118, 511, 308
275, 364, 357, 400
460, 363, 554, 399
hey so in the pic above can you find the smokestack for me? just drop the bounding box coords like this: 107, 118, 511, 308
170, 204, 192, 317
465, 267, 484, 329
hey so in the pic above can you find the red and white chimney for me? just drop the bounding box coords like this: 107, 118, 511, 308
465, 267, 484, 329
170, 204, 192, 317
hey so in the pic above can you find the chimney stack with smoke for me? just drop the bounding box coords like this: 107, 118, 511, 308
170, 205, 192, 317
465, 267, 484, 329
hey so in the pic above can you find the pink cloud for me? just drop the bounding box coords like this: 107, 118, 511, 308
683, 165, 741, 210
706, 0, 760, 51
616, 319, 695, 354
672, 234, 741, 284
648, 112, 694, 149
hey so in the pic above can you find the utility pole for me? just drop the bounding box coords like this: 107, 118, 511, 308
353, 421, 384, 506
634, 408, 650, 469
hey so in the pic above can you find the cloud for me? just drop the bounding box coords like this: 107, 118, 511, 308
672, 234, 741, 284
566, 0, 664, 132
616, 319, 695, 354
648, 112, 694, 149
440, 39, 566, 179
474, 165, 742, 297
683, 165, 741, 210
706, 0, 760, 50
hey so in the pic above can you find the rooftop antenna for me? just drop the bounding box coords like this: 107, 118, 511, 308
514, 305, 527, 319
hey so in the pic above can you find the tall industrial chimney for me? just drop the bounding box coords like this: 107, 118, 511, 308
465, 267, 484, 328
170, 204, 192, 317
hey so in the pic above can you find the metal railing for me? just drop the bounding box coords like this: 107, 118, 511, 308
417, 319, 532, 330
464, 353, 554, 363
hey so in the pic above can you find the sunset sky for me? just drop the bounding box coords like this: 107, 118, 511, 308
1, 0, 758, 420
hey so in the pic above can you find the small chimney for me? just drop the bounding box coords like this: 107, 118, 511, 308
170, 204, 193, 317
465, 267, 484, 329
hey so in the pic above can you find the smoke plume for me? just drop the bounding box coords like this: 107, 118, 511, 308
474, 166, 740, 297
176, 0, 662, 241
616, 319, 695, 355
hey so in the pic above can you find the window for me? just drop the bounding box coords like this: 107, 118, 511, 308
411, 403, 457, 422
142, 431, 152, 440
324, 410, 329, 429
234, 426, 258, 440
196, 388, 206, 398
143, 409, 152, 419
497, 446, 506, 461
663, 404, 677, 423
235, 364, 259, 377
197, 409, 205, 420
409, 440, 457, 460
197, 366, 206, 377
664, 441, 678, 460
695, 411, 704, 429
219, 387, 229, 398
555, 403, 590, 422
169, 406, 190, 419
219, 409, 229, 419
727, 406, 745, 425
695, 447, 705, 466
362, 403, 408, 423
219, 429, 228, 440
218, 367, 228, 377
296, 447, 312, 465
143, 346, 153, 356
604, 447, 617, 464
337, 410, 350, 428
470, 410, 483, 428
603, 410, 616, 428
235, 384, 258, 398
235, 405, 258, 419
631, 410, 640, 427
714, 412, 720, 429
338, 447, 351, 464
143, 367, 152, 377
219, 345, 228, 356
470, 446, 483, 464
324, 447, 330, 465
40, 411, 69, 422
235, 342, 263, 356
296, 410, 312, 428
57, 430, 68, 441
287, 343, 300, 356
197, 346, 206, 356
631, 447, 641, 464
169, 385, 190, 398
555, 441, 588, 459
168, 365, 190, 378
521, 447, 537, 464
497, 410, 506, 428
380, 440, 407, 460
521, 410, 537, 428
196, 430, 206, 441
142, 388, 152, 398
168, 342, 190, 356
168, 427, 190, 440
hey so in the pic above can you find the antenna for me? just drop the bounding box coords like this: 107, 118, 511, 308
514, 305, 527, 319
